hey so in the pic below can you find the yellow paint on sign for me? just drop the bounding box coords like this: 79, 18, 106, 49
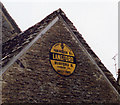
50, 43, 76, 76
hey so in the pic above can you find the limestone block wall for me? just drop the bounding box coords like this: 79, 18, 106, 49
2, 20, 120, 103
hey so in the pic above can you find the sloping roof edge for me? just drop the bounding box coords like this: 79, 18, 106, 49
57, 9, 120, 95
2, 9, 59, 68
2, 16, 59, 74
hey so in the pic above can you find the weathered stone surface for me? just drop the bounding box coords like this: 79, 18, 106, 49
2, 19, 120, 104
0, 2, 21, 43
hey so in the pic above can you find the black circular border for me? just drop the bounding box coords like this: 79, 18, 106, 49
49, 42, 77, 77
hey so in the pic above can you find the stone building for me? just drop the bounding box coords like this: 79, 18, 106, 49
1, 7, 120, 104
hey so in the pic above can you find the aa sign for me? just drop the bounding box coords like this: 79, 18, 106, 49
50, 43, 76, 76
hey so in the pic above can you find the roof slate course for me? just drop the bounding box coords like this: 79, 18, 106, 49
2, 8, 120, 94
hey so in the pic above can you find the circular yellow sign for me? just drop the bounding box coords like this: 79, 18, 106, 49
50, 43, 76, 76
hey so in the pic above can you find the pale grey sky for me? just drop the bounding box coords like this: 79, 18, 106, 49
1, 0, 119, 79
